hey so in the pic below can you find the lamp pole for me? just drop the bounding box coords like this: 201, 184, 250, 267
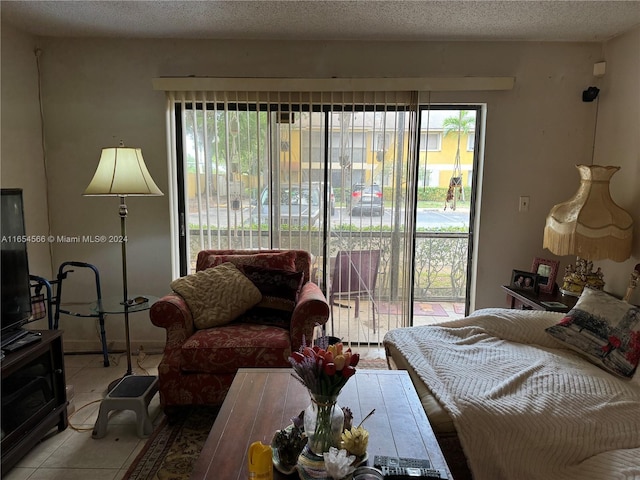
119, 196, 133, 376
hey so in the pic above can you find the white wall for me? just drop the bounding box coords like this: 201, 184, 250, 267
0, 23, 53, 283
594, 27, 640, 299
2, 27, 638, 352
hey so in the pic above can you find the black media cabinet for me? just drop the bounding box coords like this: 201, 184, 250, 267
1, 330, 68, 472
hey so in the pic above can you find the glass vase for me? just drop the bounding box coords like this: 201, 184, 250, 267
303, 392, 344, 456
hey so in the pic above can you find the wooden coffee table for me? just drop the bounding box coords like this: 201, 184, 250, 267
192, 368, 453, 479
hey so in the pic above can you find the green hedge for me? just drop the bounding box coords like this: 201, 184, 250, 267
415, 186, 472, 202
335, 186, 471, 203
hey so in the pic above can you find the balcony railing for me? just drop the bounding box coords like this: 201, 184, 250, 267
188, 229, 468, 303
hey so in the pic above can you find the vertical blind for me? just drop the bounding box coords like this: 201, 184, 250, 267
166, 90, 423, 344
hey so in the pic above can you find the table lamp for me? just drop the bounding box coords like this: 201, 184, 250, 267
84, 142, 163, 376
543, 164, 633, 296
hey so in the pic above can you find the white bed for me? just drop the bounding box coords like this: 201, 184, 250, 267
384, 308, 640, 480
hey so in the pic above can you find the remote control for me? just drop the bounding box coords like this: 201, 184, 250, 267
373, 455, 431, 469
2, 332, 42, 353
379, 465, 447, 479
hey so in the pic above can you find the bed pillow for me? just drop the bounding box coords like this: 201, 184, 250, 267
545, 287, 640, 378
236, 265, 305, 328
170, 262, 262, 329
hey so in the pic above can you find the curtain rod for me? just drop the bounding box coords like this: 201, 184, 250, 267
152, 76, 515, 92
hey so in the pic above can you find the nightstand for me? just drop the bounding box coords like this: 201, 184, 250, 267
501, 285, 578, 313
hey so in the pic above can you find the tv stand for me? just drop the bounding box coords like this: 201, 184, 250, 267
1, 330, 67, 473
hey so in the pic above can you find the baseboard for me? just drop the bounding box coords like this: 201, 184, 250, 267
62, 340, 166, 355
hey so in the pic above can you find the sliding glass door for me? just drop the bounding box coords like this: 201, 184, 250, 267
411, 107, 479, 325
172, 91, 479, 345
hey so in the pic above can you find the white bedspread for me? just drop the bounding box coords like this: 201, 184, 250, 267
384, 308, 640, 480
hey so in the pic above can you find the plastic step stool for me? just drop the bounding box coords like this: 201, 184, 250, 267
92, 375, 158, 439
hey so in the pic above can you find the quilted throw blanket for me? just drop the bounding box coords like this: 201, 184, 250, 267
385, 308, 640, 480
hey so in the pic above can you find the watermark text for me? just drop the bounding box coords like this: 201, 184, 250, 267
1, 235, 127, 243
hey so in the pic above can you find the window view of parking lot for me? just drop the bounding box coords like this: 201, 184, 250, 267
177, 95, 478, 345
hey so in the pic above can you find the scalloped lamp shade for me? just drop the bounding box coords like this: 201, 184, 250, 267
84, 146, 163, 196
543, 165, 633, 262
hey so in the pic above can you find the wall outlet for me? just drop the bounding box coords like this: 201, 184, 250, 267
519, 196, 530, 212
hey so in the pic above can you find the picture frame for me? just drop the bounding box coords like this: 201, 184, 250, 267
510, 269, 538, 292
531, 257, 559, 294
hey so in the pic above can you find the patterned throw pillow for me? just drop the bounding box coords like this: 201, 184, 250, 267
170, 262, 262, 329
546, 287, 640, 378
237, 265, 305, 328
197, 250, 298, 273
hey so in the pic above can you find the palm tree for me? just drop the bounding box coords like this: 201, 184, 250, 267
443, 110, 475, 139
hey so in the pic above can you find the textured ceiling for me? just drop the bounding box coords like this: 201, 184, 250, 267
2, 1, 640, 42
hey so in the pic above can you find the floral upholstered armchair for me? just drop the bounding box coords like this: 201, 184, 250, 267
150, 249, 329, 413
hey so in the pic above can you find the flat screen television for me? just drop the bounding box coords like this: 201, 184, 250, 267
1, 189, 32, 336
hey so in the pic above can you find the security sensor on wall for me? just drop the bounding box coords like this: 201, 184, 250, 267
582, 86, 600, 102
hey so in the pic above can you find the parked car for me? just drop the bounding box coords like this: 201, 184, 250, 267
350, 183, 384, 216
251, 184, 321, 227
308, 181, 335, 216
310, 181, 335, 216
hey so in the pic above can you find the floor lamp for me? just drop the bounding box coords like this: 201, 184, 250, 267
84, 142, 163, 378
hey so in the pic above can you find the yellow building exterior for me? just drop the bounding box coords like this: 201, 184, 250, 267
187, 109, 476, 197
279, 110, 475, 190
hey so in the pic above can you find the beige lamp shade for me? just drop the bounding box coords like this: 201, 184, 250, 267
84, 146, 163, 196
543, 165, 633, 262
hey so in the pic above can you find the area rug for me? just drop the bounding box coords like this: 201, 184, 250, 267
378, 301, 448, 317
122, 406, 219, 480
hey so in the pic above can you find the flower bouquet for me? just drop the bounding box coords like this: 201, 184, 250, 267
289, 339, 360, 456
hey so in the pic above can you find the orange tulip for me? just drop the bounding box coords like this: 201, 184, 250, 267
334, 354, 346, 370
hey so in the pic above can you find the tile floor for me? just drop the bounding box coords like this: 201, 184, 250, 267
3, 352, 163, 480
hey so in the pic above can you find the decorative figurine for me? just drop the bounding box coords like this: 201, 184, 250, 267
560, 257, 605, 297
